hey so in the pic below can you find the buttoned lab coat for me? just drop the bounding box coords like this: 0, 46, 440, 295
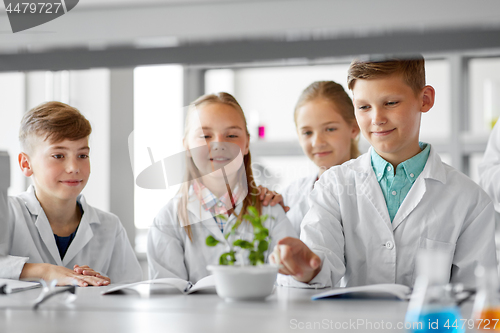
282, 173, 317, 236
479, 121, 500, 214
0, 186, 142, 283
147, 194, 297, 283
280, 146, 497, 289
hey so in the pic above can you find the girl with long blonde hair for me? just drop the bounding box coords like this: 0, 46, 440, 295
147, 92, 296, 282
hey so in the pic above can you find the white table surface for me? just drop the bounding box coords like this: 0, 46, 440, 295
0, 284, 475, 333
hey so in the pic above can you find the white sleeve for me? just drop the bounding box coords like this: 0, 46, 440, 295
147, 207, 189, 281
451, 199, 497, 288
0, 196, 29, 280
266, 205, 298, 260
106, 222, 143, 284
0, 256, 29, 280
277, 178, 345, 289
479, 122, 500, 213
0, 187, 9, 256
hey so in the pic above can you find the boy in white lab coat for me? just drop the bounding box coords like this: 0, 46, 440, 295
271, 56, 497, 288
0, 101, 142, 286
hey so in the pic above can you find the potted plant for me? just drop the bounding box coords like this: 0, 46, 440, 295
206, 206, 278, 302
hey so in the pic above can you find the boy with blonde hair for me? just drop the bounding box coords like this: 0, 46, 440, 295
0, 102, 142, 285
272, 56, 497, 288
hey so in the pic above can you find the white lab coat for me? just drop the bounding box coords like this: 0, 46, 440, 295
0, 152, 10, 256
147, 193, 297, 283
282, 173, 317, 236
479, 121, 500, 214
0, 188, 9, 256
279, 145, 497, 288
0, 186, 142, 283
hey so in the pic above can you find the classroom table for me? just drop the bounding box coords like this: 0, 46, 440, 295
0, 284, 475, 333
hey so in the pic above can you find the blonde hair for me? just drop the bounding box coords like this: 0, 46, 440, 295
294, 81, 360, 159
20, 101, 92, 154
178, 92, 262, 241
347, 56, 425, 96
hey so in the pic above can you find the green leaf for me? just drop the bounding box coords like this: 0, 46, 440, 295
254, 228, 269, 241
215, 214, 228, 221
243, 214, 258, 226
219, 251, 235, 265
256, 255, 265, 265
219, 255, 228, 265
260, 214, 268, 224
206, 235, 220, 247
257, 240, 268, 253
248, 250, 258, 266
233, 239, 254, 249
247, 206, 259, 218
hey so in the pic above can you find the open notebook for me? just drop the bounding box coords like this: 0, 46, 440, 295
312, 283, 412, 301
0, 278, 41, 294
102, 275, 215, 295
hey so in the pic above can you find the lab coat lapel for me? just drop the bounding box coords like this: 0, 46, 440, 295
34, 211, 63, 266
21, 186, 63, 265
392, 177, 426, 231
392, 146, 446, 231
187, 196, 226, 243
62, 219, 93, 266
355, 151, 393, 231
62, 195, 95, 266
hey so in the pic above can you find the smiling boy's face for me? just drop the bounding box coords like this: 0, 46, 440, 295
352, 74, 435, 166
20, 136, 91, 203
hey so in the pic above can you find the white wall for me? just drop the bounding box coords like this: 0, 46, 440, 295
470, 57, 500, 134
69, 69, 111, 212
420, 60, 451, 140
133, 65, 183, 230
234, 64, 350, 142
0, 72, 25, 196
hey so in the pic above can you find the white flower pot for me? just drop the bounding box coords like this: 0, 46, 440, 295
207, 264, 278, 302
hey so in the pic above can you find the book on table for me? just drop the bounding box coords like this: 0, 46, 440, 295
312, 283, 412, 301
0, 278, 41, 294
102, 275, 215, 295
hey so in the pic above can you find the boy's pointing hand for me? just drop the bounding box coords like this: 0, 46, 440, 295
269, 237, 321, 283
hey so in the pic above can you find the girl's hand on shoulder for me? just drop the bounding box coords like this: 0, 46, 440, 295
258, 185, 290, 212
73, 264, 111, 284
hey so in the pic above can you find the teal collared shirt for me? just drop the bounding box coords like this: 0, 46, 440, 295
371, 142, 430, 222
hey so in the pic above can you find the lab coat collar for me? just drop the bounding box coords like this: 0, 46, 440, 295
416, 145, 446, 184
20, 185, 98, 265
390, 146, 445, 230
349, 145, 446, 184
346, 145, 446, 231
21, 185, 101, 225
187, 193, 241, 244
63, 195, 99, 265
370, 142, 431, 184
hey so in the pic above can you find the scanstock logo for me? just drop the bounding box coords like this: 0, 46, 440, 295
3, 0, 79, 33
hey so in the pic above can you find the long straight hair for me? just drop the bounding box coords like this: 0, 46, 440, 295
178, 92, 262, 241
294, 81, 360, 159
